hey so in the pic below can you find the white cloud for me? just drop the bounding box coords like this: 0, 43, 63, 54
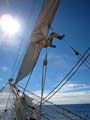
50, 91, 90, 104
1, 86, 90, 105
34, 90, 49, 98
0, 93, 13, 98
0, 66, 8, 71
34, 84, 90, 104
59, 83, 90, 92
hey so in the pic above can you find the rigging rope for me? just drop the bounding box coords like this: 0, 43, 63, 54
0, 82, 16, 119
19, 86, 86, 120
5, 84, 10, 111
39, 48, 48, 120
22, 48, 41, 94
12, 1, 41, 80
11, 37, 26, 78
33, 88, 87, 120
0, 83, 8, 93
23, 72, 32, 93
64, 39, 90, 70
41, 47, 90, 103
46, 105, 75, 120
43, 53, 90, 103
29, 42, 90, 119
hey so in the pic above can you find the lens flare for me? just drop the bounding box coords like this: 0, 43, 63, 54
0, 14, 20, 35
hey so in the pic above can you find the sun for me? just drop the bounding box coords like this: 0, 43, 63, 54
0, 14, 20, 35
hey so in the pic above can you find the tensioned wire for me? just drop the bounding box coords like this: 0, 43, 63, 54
64, 39, 90, 70
35, 46, 90, 106
39, 48, 48, 120
17, 85, 86, 120
42, 47, 90, 104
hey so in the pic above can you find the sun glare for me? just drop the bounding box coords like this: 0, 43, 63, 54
0, 14, 20, 35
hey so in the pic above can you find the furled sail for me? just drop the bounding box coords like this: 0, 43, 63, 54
15, 0, 60, 83
15, 94, 38, 120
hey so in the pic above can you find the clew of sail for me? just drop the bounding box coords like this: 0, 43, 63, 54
15, 0, 60, 84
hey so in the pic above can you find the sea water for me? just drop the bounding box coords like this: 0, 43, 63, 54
62, 104, 90, 117
42, 104, 90, 120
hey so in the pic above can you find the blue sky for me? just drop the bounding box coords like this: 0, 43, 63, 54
0, 0, 90, 104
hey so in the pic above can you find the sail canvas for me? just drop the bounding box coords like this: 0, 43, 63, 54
15, 0, 60, 83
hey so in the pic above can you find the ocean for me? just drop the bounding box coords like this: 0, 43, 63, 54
42, 104, 90, 120
62, 104, 90, 118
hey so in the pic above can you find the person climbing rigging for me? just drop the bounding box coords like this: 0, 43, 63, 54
36, 32, 65, 48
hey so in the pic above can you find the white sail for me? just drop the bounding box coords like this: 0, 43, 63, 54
15, 94, 37, 120
15, 0, 60, 83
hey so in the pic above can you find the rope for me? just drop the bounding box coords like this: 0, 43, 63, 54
11, 37, 26, 78
12, 1, 42, 81
5, 85, 10, 111
43, 52, 90, 103
18, 86, 86, 120
0, 83, 8, 93
23, 72, 32, 93
12, 83, 21, 99
39, 49, 48, 120
31, 47, 90, 120
30, 87, 87, 120
41, 47, 90, 103
64, 39, 90, 70
0, 82, 13, 119
23, 49, 41, 94
11, 84, 16, 103
46, 105, 74, 120
78, 54, 90, 70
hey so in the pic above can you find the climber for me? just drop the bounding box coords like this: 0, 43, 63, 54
36, 32, 65, 48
